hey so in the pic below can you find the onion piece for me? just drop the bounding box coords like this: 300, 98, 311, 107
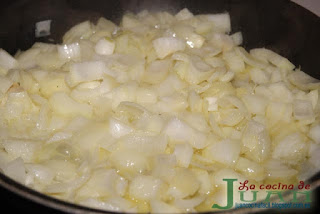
47, 132, 72, 144
205, 13, 231, 33
203, 139, 241, 166
96, 17, 117, 32
223, 50, 245, 73
249, 67, 270, 84
76, 169, 122, 197
242, 121, 271, 163
250, 48, 295, 70
109, 117, 133, 139
293, 99, 314, 121
119, 132, 167, 154
150, 200, 181, 213
49, 92, 93, 118
25, 164, 54, 185
174, 143, 193, 168
272, 132, 307, 164
109, 149, 149, 175
122, 14, 142, 29
264, 159, 297, 179
235, 157, 265, 181
309, 124, 320, 144
242, 94, 268, 115
2, 140, 40, 162
2, 158, 27, 184
66, 61, 107, 87
163, 117, 208, 149
174, 195, 205, 210
153, 37, 185, 59
143, 59, 171, 84
129, 175, 163, 200
95, 38, 115, 55
0, 76, 13, 94
167, 168, 200, 199
58, 43, 81, 60
80, 197, 137, 213
235, 47, 268, 69
63, 21, 93, 44
0, 49, 18, 73
230, 32, 243, 46
16, 48, 40, 69
175, 8, 194, 21
288, 70, 320, 91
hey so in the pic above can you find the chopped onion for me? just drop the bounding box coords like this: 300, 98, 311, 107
272, 132, 307, 164
58, 43, 81, 60
206, 96, 218, 111
109, 149, 149, 175
109, 117, 133, 138
242, 121, 271, 163
153, 37, 185, 59
129, 175, 163, 200
235, 47, 268, 69
203, 139, 240, 166
242, 94, 268, 115
209, 33, 234, 51
0, 49, 18, 73
73, 122, 110, 152
96, 17, 117, 33
66, 61, 107, 87
288, 70, 320, 90
122, 14, 142, 29
230, 32, 243, 46
175, 8, 194, 21
249, 67, 270, 84
293, 99, 314, 121
2, 140, 40, 162
119, 132, 167, 154
250, 48, 295, 70
308, 143, 320, 169
16, 48, 40, 69
264, 159, 297, 178
95, 38, 115, 55
309, 124, 320, 144
150, 200, 181, 213
0, 76, 13, 94
144, 59, 171, 84
205, 13, 231, 33
167, 168, 200, 198
164, 117, 208, 149
174, 195, 205, 210
47, 132, 72, 143
63, 21, 93, 44
174, 143, 193, 168
77, 169, 122, 197
2, 158, 27, 184
49, 92, 93, 118
223, 50, 245, 73
25, 164, 54, 185
235, 157, 265, 181
80, 197, 137, 213
0, 8, 318, 214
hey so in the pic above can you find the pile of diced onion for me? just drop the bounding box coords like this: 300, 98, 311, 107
0, 8, 319, 213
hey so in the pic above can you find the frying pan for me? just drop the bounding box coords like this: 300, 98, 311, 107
0, 0, 319, 213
